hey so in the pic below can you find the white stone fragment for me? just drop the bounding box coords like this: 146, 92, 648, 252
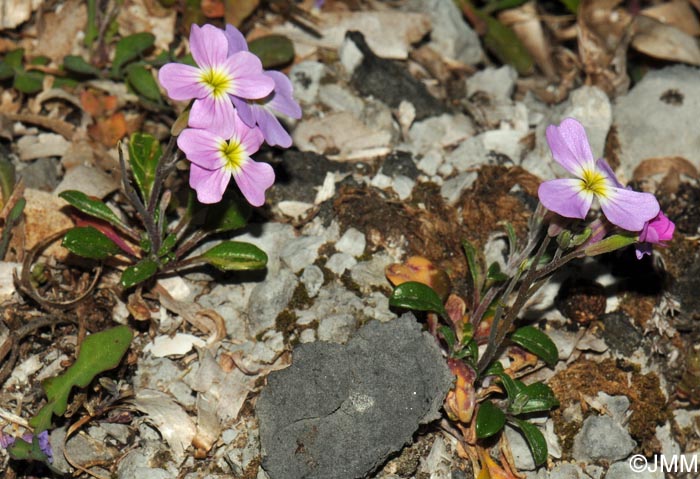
326, 252, 357, 275
17, 133, 70, 161
144, 334, 205, 358
336, 228, 366, 257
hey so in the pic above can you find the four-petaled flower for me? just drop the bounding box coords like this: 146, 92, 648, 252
224, 25, 302, 148
158, 24, 274, 136
635, 211, 675, 259
178, 111, 273, 206
538, 118, 659, 232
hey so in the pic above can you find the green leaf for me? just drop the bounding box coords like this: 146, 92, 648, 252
8, 437, 51, 464
13, 70, 44, 94
63, 55, 101, 76
62, 226, 120, 260
199, 241, 268, 271
111, 32, 155, 78
28, 325, 132, 432
510, 382, 559, 415
248, 35, 295, 69
84, 0, 99, 47
126, 64, 162, 102
497, 373, 523, 400
504, 222, 517, 259
510, 326, 558, 367
439, 325, 457, 352
0, 198, 25, 260
570, 227, 592, 247
475, 400, 506, 439
4, 49, 24, 69
584, 233, 638, 257
481, 14, 534, 76
0, 61, 14, 80
510, 417, 548, 466
389, 281, 447, 317
59, 190, 126, 228
128, 132, 162, 203
120, 259, 159, 288
482, 361, 504, 377
0, 155, 15, 205
482, 0, 528, 15
486, 262, 508, 283
559, 0, 579, 14
157, 233, 177, 258
203, 198, 251, 232
31, 56, 50, 66
462, 239, 481, 293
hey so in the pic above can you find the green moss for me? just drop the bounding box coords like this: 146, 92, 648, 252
288, 282, 313, 310
275, 309, 299, 342
340, 270, 362, 297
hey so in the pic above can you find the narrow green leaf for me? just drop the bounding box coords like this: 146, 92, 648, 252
13, 70, 44, 94
0, 155, 15, 204
31, 56, 50, 66
475, 400, 506, 439
59, 190, 126, 228
439, 325, 457, 352
63, 55, 101, 76
0, 61, 14, 80
510, 326, 558, 367
120, 259, 159, 288
111, 32, 155, 77
29, 325, 132, 432
504, 222, 517, 259
0, 198, 25, 260
126, 64, 162, 102
510, 417, 548, 466
570, 227, 592, 247
248, 35, 295, 69
462, 240, 481, 293
481, 14, 534, 75
62, 226, 120, 260
584, 233, 638, 257
510, 382, 559, 415
389, 281, 447, 317
199, 241, 268, 271
497, 373, 523, 401
4, 49, 24, 69
482, 0, 528, 15
559, 0, 579, 14
157, 233, 177, 258
486, 262, 508, 283
84, 0, 99, 47
128, 132, 162, 203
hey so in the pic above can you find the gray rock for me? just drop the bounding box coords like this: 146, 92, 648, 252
247, 269, 298, 336
380, 151, 420, 180
18, 157, 60, 191
326, 252, 357, 275
319, 84, 365, 116
392, 174, 415, 200
336, 227, 367, 257
290, 61, 327, 105
605, 460, 664, 479
505, 425, 537, 471
133, 357, 195, 409
234, 222, 297, 275
50, 426, 119, 473
524, 463, 588, 479
440, 171, 478, 204
601, 311, 643, 356
614, 65, 700, 179
301, 265, 325, 298
595, 392, 630, 424
406, 0, 483, 65
257, 314, 453, 479
117, 440, 179, 479
407, 113, 475, 155
572, 415, 635, 463
467, 66, 517, 100
280, 235, 326, 273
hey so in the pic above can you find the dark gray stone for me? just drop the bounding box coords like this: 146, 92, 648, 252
257, 314, 453, 479
380, 151, 420, 180
600, 311, 643, 356
348, 31, 448, 121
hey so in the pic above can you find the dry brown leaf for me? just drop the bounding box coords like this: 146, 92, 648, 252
498, 2, 556, 79
88, 113, 128, 147
224, 0, 260, 27
633, 156, 699, 181
33, 0, 87, 63
642, 0, 700, 37
202, 0, 226, 18
578, 0, 633, 96
0, 0, 42, 30
632, 15, 700, 65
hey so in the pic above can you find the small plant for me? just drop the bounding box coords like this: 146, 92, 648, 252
387, 118, 674, 475
60, 22, 301, 289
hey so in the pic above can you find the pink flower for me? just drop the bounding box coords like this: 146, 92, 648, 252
635, 211, 675, 259
158, 24, 274, 136
538, 118, 659, 232
177, 112, 274, 206
224, 25, 302, 148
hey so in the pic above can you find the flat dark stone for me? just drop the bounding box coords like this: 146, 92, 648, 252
348, 31, 448, 121
380, 151, 420, 180
256, 314, 453, 479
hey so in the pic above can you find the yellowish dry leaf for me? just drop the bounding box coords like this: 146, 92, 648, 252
498, 2, 556, 79
642, 0, 700, 37
632, 15, 700, 65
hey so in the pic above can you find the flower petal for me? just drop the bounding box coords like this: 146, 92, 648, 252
538, 178, 593, 220
178, 128, 225, 170
225, 24, 249, 55
595, 158, 623, 188
189, 96, 235, 137
545, 118, 595, 176
231, 95, 256, 127
635, 243, 652, 260
224, 52, 274, 99
599, 187, 660, 231
158, 63, 208, 101
189, 163, 230, 204
234, 112, 264, 154
233, 159, 275, 207
189, 24, 228, 69
254, 107, 292, 148
265, 71, 302, 119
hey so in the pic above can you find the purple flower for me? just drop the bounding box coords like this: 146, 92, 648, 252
158, 24, 274, 136
1, 431, 53, 463
224, 25, 302, 148
538, 118, 659, 232
177, 111, 274, 206
635, 211, 675, 259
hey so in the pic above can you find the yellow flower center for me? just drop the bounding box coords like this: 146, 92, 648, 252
201, 68, 231, 99
580, 168, 608, 197
220, 140, 245, 172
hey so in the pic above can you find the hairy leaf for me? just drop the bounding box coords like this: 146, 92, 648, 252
62, 226, 120, 260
